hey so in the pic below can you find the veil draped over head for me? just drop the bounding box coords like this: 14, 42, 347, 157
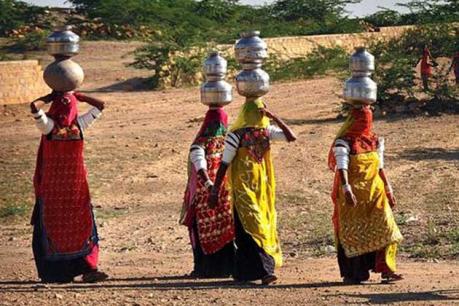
327, 106, 377, 171
230, 99, 269, 132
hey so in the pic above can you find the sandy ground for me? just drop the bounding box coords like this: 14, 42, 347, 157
0, 41, 458, 305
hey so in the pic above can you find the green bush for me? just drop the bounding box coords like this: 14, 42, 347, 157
8, 29, 49, 51
264, 45, 348, 82
0, 0, 45, 36
369, 23, 458, 107
129, 29, 209, 88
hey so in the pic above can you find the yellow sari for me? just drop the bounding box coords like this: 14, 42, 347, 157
336, 151, 403, 271
229, 99, 282, 267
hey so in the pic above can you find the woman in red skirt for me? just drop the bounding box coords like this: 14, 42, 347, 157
30, 91, 107, 283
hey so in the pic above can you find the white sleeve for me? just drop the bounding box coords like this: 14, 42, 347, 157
267, 125, 287, 142
190, 144, 207, 171
222, 132, 240, 164
77, 107, 102, 131
377, 137, 385, 169
333, 139, 350, 170
33, 109, 54, 135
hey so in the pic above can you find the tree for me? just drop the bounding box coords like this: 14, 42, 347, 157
0, 0, 44, 35
271, 0, 361, 22
398, 0, 459, 24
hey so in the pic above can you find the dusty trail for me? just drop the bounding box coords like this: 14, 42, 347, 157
0, 41, 458, 305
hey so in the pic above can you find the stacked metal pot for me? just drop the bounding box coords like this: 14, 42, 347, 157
234, 31, 269, 98
43, 26, 85, 92
200, 51, 232, 106
343, 47, 377, 105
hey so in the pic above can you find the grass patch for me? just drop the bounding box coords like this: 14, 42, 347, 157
278, 191, 335, 256
0, 203, 28, 218
94, 207, 127, 220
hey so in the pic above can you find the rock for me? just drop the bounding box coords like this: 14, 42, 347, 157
324, 245, 336, 254
55, 293, 63, 299
406, 215, 420, 224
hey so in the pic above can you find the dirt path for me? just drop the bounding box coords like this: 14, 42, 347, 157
0, 42, 458, 305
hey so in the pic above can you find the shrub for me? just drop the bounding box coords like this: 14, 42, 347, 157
129, 29, 210, 88
264, 45, 348, 82
0, 0, 46, 36
369, 23, 458, 109
8, 29, 49, 52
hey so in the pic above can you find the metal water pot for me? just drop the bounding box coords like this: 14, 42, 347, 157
203, 51, 227, 81
236, 68, 270, 98
201, 80, 232, 106
47, 26, 80, 57
350, 47, 374, 77
234, 31, 268, 64
344, 76, 377, 104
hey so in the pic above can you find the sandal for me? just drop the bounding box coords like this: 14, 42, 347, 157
343, 277, 362, 285
381, 272, 404, 283
261, 274, 278, 285
82, 270, 109, 283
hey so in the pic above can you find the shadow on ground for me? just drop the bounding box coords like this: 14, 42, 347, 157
336, 289, 459, 304
399, 147, 459, 161
0, 277, 368, 292
91, 77, 153, 93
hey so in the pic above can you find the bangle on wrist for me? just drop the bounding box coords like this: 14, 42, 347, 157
204, 180, 214, 188
385, 184, 393, 194
342, 184, 352, 193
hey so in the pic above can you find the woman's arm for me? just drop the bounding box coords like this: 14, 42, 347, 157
338, 169, 357, 207
208, 163, 229, 208
30, 92, 55, 114
30, 93, 55, 135
189, 145, 213, 191
379, 169, 396, 208
260, 108, 297, 142
334, 140, 357, 207
75, 92, 105, 111
208, 131, 240, 208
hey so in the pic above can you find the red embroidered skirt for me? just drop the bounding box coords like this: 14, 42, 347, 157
34, 137, 95, 259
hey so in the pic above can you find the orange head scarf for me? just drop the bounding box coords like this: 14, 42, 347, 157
328, 105, 378, 171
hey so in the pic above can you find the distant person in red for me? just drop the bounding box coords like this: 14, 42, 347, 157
447, 51, 459, 85
417, 46, 436, 91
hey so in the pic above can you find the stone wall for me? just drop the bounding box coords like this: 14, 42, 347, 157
0, 60, 50, 105
265, 26, 412, 59
220, 25, 412, 59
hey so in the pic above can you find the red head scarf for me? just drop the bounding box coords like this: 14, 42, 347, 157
194, 107, 228, 141
47, 92, 79, 127
328, 105, 378, 171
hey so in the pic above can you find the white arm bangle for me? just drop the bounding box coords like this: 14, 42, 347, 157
342, 184, 352, 193
204, 180, 214, 188
385, 184, 393, 194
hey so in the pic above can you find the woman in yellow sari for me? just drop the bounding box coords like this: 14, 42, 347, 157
209, 98, 296, 285
328, 104, 403, 284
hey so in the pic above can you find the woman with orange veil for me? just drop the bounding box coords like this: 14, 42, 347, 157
328, 105, 403, 284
